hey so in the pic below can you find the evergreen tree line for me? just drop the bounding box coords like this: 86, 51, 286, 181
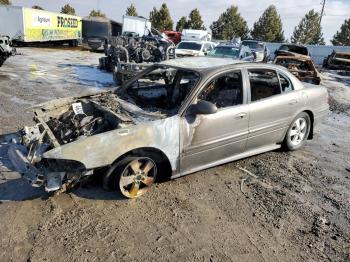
1, 1, 349, 46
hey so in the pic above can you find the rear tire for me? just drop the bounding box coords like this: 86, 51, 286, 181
283, 112, 311, 151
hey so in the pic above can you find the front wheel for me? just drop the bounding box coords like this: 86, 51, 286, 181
283, 112, 311, 151
103, 157, 157, 199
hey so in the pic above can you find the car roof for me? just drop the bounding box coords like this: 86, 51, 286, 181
280, 43, 307, 48
216, 44, 239, 49
158, 57, 290, 72
179, 40, 212, 44
276, 54, 312, 61
158, 57, 242, 70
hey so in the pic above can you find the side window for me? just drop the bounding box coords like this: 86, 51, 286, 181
204, 43, 212, 51
198, 71, 243, 108
0, 40, 3, 44
248, 69, 281, 102
278, 73, 294, 92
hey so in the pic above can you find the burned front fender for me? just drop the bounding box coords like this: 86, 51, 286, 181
42, 115, 180, 171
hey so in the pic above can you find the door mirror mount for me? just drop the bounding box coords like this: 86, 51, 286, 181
188, 100, 218, 115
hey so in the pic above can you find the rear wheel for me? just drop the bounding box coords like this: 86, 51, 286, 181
103, 156, 157, 199
283, 112, 311, 151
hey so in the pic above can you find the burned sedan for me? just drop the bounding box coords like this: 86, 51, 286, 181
274, 54, 321, 85
2, 57, 329, 198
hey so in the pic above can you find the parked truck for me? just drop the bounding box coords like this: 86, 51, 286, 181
181, 29, 212, 42
0, 5, 82, 45
82, 16, 122, 51
121, 15, 152, 37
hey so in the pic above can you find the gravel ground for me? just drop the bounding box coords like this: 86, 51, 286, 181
0, 48, 349, 262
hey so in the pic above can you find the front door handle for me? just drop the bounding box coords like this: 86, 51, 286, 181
235, 112, 247, 119
289, 99, 298, 105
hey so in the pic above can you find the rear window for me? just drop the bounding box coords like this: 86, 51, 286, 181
177, 42, 202, 51
248, 69, 281, 102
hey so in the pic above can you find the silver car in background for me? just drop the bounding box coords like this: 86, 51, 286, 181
2, 57, 329, 198
241, 40, 270, 62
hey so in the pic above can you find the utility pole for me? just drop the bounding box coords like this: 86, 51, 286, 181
320, 0, 326, 25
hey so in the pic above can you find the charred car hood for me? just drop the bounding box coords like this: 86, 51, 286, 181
28, 91, 167, 147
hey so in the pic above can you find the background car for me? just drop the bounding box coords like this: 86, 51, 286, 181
163, 31, 182, 45
207, 43, 255, 61
241, 40, 270, 62
175, 41, 216, 57
275, 44, 310, 57
274, 54, 321, 85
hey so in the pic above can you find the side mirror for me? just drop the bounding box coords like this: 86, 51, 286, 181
188, 100, 217, 115
252, 51, 257, 61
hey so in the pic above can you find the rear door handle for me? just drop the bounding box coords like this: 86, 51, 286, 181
235, 113, 247, 119
288, 99, 298, 105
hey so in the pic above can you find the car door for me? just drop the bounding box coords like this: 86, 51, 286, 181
246, 68, 299, 150
180, 70, 249, 174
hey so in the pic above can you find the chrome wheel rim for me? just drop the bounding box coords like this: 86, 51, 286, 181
119, 158, 156, 199
289, 118, 307, 146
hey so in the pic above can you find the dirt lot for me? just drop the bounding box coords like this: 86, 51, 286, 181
0, 48, 349, 262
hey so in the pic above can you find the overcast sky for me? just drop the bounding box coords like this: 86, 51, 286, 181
11, 0, 350, 44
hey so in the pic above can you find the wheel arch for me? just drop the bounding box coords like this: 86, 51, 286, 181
110, 147, 173, 181
303, 110, 314, 139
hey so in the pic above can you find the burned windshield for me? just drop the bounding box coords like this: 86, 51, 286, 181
117, 66, 200, 115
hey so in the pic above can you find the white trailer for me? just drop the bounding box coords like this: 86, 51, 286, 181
181, 29, 212, 42
122, 15, 151, 37
0, 5, 82, 44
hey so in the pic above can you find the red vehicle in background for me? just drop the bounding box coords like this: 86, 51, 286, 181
163, 31, 181, 45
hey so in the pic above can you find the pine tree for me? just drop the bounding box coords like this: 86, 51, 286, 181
126, 4, 138, 16
149, 7, 160, 30
187, 9, 205, 30
32, 5, 44, 10
89, 9, 106, 17
149, 4, 173, 31
291, 9, 325, 45
156, 3, 173, 31
61, 4, 76, 15
210, 5, 249, 40
331, 19, 350, 46
0, 0, 11, 5
176, 16, 188, 32
251, 5, 284, 42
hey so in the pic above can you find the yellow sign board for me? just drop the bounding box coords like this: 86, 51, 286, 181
23, 8, 82, 42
